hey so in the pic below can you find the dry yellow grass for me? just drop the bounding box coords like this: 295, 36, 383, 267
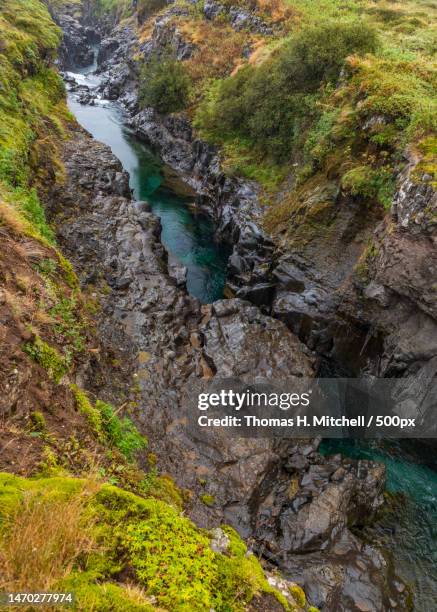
257, 0, 295, 23
0, 200, 33, 237
0, 483, 99, 591
181, 19, 251, 87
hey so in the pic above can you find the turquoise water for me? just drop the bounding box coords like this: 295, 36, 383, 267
67, 98, 230, 303
321, 440, 437, 609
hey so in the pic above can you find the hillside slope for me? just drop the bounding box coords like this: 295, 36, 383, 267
0, 2, 309, 610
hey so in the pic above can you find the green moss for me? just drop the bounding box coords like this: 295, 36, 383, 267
341, 165, 396, 209
30, 411, 46, 432
0, 472, 86, 518
200, 493, 215, 506
71, 385, 103, 434
116, 498, 216, 609
289, 584, 306, 607
413, 135, 437, 188
141, 473, 185, 510
58, 574, 157, 611
5, 186, 55, 244
23, 335, 70, 383
57, 254, 79, 289
0, 474, 295, 611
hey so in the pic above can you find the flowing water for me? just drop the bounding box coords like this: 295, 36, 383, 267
66, 62, 436, 610
67, 70, 230, 303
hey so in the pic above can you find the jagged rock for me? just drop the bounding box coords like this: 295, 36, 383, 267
203, 0, 274, 35
57, 13, 94, 68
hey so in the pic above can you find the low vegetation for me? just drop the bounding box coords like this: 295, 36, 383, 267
139, 53, 191, 114
195, 21, 379, 161
0, 0, 68, 243
0, 473, 300, 611
133, 0, 435, 218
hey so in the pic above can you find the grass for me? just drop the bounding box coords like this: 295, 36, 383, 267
0, 474, 299, 611
0, 0, 70, 247
23, 335, 71, 383
0, 477, 97, 592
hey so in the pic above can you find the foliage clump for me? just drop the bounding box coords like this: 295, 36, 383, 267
0, 475, 294, 611
71, 386, 147, 461
0, 0, 69, 245
139, 53, 191, 114
195, 21, 378, 161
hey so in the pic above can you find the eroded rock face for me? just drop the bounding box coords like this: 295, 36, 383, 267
48, 123, 409, 610
47, 1, 99, 69
202, 0, 274, 35
338, 152, 437, 384
251, 441, 409, 611
129, 109, 278, 306
48, 126, 313, 527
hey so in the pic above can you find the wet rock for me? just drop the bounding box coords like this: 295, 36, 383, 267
57, 15, 94, 69
168, 256, 187, 288
251, 444, 407, 610
97, 37, 120, 65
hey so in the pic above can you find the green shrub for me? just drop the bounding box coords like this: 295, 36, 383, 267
196, 20, 378, 161
303, 108, 341, 169
342, 165, 395, 208
71, 387, 146, 461
277, 21, 379, 91
139, 53, 191, 114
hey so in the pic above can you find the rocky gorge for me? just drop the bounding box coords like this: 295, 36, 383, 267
0, 0, 433, 609
56, 0, 437, 381
35, 0, 437, 610
48, 106, 410, 611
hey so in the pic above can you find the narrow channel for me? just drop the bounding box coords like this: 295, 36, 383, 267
67, 71, 230, 304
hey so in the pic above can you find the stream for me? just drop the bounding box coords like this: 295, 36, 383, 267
67, 65, 230, 304
66, 62, 436, 611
